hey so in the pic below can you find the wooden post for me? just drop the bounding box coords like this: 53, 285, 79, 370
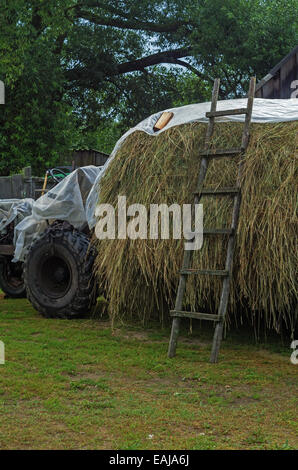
23, 166, 33, 198
0, 177, 12, 199
210, 77, 256, 364
11, 174, 23, 199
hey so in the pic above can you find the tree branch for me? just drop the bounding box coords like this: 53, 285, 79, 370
117, 48, 193, 74
66, 48, 194, 85
67, 4, 191, 33
54, 33, 67, 55
174, 59, 213, 83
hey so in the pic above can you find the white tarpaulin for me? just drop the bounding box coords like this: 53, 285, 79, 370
0, 199, 34, 233
122, 98, 298, 137
13, 166, 102, 261
86, 97, 298, 228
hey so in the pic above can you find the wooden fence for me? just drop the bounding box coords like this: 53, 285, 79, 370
0, 151, 110, 200
0, 167, 49, 200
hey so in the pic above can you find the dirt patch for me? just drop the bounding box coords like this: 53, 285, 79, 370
113, 329, 150, 342
256, 349, 290, 363
179, 336, 210, 347
229, 396, 259, 407
70, 372, 108, 381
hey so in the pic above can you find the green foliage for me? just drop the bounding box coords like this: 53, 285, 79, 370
0, 0, 74, 175
69, 121, 123, 155
187, 0, 298, 96
0, 0, 297, 174
0, 46, 74, 175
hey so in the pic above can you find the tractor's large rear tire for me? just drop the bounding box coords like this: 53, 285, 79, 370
24, 224, 97, 319
0, 257, 26, 298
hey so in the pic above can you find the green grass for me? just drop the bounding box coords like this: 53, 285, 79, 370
0, 293, 297, 450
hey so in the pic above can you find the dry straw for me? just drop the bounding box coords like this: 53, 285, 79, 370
94, 121, 297, 334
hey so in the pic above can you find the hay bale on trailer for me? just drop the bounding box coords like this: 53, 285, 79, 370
93, 99, 298, 334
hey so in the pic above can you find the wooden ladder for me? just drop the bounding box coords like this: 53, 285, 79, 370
168, 76, 256, 363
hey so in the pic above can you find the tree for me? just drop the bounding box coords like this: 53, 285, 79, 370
0, 1, 75, 175
0, 0, 297, 174
63, 0, 298, 96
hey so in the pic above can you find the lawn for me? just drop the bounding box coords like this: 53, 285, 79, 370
0, 292, 297, 450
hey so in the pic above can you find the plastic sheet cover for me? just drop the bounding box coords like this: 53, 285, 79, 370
0, 199, 34, 234
13, 166, 102, 261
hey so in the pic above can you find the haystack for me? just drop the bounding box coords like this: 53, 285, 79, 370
94, 101, 297, 334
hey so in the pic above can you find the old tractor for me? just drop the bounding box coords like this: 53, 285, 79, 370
0, 164, 105, 318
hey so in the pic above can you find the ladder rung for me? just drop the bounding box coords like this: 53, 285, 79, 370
195, 187, 240, 196
206, 108, 248, 118
180, 269, 229, 277
203, 228, 234, 235
199, 147, 243, 157
170, 311, 220, 321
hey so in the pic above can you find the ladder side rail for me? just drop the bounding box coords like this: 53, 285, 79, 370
168, 79, 220, 358
210, 77, 256, 363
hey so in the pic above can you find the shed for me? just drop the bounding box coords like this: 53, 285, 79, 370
255, 45, 298, 99
72, 149, 110, 169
